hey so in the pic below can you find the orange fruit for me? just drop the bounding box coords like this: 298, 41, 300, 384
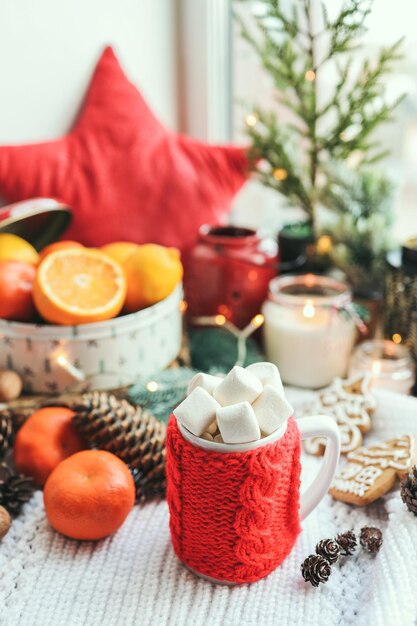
14, 407, 86, 486
0, 260, 37, 322
101, 241, 141, 265
0, 233, 39, 266
33, 248, 127, 325
44, 450, 135, 540
123, 244, 183, 312
39, 240, 84, 262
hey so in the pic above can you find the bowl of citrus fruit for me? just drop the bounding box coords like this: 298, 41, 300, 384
0, 234, 183, 393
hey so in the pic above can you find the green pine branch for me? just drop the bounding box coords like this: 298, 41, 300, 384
236, 0, 405, 228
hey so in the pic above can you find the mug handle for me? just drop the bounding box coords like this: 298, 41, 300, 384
297, 415, 341, 521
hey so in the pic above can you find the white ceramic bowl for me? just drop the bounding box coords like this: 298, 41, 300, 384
0, 285, 183, 393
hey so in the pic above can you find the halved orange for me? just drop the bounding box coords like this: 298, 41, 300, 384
33, 248, 127, 325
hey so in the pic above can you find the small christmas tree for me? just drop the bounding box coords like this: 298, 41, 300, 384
236, 0, 404, 230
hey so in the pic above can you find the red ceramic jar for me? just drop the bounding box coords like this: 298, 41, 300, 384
183, 225, 277, 328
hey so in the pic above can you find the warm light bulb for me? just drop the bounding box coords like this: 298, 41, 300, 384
303, 299, 315, 319
56, 354, 67, 367
215, 314, 226, 326
245, 112, 258, 128
147, 381, 159, 392
316, 235, 332, 255
252, 314, 265, 327
273, 168, 288, 181
55, 353, 86, 382
392, 333, 402, 344
305, 69, 316, 81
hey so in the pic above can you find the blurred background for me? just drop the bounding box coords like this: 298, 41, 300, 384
0, 0, 414, 239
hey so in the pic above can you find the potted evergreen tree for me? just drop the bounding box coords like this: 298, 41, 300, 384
236, 0, 404, 301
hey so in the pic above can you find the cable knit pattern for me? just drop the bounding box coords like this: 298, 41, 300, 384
166, 416, 301, 583
1, 390, 417, 626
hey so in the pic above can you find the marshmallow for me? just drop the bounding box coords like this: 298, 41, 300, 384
216, 401, 261, 444
206, 420, 218, 435
174, 387, 221, 436
187, 372, 221, 397
213, 366, 262, 407
252, 385, 293, 435
246, 362, 284, 396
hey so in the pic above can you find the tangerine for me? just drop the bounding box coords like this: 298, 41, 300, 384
44, 450, 135, 540
0, 260, 36, 322
14, 407, 86, 486
39, 240, 84, 262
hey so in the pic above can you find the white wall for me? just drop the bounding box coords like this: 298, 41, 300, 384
0, 0, 178, 144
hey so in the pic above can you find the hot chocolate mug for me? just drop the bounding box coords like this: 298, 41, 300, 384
166, 413, 340, 584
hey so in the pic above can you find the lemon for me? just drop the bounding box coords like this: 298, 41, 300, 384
0, 233, 39, 265
101, 242, 141, 266
123, 244, 183, 312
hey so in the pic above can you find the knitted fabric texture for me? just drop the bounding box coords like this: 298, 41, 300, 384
2, 390, 417, 626
166, 416, 301, 583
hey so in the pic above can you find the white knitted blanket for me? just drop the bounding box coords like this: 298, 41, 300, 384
1, 389, 416, 626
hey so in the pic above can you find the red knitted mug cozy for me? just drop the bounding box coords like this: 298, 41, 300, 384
166, 415, 302, 584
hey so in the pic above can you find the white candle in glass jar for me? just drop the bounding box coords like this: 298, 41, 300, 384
349, 340, 415, 395
262, 275, 356, 389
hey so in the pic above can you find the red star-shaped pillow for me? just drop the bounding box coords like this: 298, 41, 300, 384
0, 47, 249, 250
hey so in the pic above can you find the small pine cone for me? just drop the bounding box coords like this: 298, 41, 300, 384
315, 538, 340, 564
360, 526, 383, 554
301, 554, 332, 587
0, 412, 14, 458
0, 464, 34, 516
72, 391, 166, 502
0, 405, 36, 435
335, 530, 357, 556
400, 465, 417, 515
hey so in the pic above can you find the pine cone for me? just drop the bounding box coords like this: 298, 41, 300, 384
0, 464, 34, 516
301, 554, 332, 587
335, 530, 357, 556
315, 538, 340, 564
360, 526, 383, 554
0, 405, 36, 435
72, 391, 166, 503
0, 412, 13, 458
400, 465, 417, 515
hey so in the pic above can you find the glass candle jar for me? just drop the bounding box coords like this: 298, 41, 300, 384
349, 339, 415, 395
262, 274, 357, 388
183, 225, 277, 329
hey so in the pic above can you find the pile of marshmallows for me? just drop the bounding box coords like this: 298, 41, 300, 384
174, 363, 294, 445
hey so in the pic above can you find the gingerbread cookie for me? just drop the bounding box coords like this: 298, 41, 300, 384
329, 435, 417, 506
303, 374, 375, 456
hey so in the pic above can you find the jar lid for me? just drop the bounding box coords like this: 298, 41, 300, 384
268, 274, 352, 308
0, 198, 72, 250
